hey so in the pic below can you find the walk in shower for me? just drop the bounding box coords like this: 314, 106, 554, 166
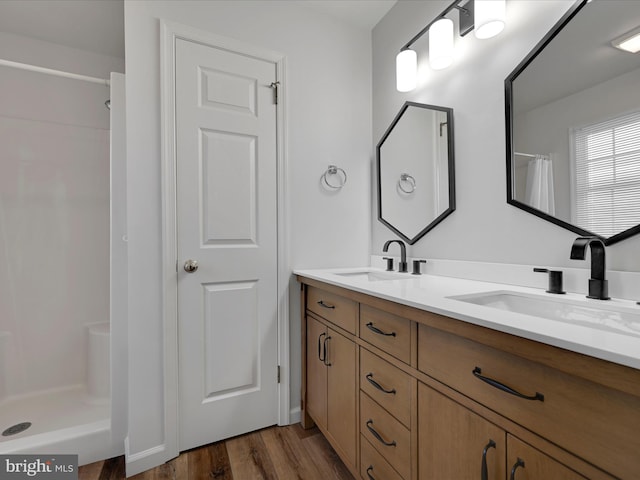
0, 59, 126, 465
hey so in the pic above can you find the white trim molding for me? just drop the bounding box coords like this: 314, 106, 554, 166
159, 19, 290, 466
125, 442, 168, 476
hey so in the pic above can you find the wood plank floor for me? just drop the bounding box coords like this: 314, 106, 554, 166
78, 424, 355, 480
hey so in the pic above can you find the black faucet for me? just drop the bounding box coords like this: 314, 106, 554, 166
570, 237, 610, 300
383, 240, 407, 273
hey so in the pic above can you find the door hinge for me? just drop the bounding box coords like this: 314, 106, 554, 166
270, 81, 280, 105
277, 365, 281, 383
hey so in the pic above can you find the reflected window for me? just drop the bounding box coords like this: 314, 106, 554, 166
572, 110, 640, 236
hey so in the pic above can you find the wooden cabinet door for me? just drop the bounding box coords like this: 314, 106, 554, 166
326, 327, 357, 467
507, 435, 587, 480
306, 316, 327, 428
418, 382, 506, 480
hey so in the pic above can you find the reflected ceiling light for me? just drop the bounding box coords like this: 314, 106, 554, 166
429, 18, 454, 70
612, 26, 640, 53
396, 49, 418, 92
395, 0, 506, 92
474, 0, 506, 39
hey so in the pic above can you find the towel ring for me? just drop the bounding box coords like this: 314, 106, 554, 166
398, 173, 416, 194
322, 165, 347, 189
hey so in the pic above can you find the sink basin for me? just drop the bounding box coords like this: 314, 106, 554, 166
334, 270, 409, 282
449, 290, 640, 337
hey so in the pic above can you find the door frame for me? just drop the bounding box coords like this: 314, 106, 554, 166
160, 20, 289, 458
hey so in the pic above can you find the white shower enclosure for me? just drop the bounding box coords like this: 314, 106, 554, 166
0, 62, 126, 465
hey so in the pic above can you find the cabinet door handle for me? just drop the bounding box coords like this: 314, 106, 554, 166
317, 300, 335, 309
366, 373, 396, 395
472, 367, 544, 402
323, 336, 332, 366
509, 458, 525, 480
365, 466, 376, 480
481, 439, 496, 480
317, 332, 326, 362
365, 322, 396, 337
366, 419, 396, 447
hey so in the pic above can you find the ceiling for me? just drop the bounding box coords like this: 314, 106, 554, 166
0, 0, 396, 60
0, 0, 125, 58
302, 0, 397, 30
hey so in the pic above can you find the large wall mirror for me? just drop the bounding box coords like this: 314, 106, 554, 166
506, 0, 640, 245
377, 101, 455, 244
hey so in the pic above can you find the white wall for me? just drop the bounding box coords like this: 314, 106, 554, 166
372, 0, 640, 272
0, 32, 124, 397
124, 1, 371, 473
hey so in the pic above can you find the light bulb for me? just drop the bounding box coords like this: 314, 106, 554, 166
474, 0, 506, 40
396, 49, 417, 92
429, 18, 454, 70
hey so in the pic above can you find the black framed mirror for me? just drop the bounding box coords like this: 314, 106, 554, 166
505, 0, 640, 245
377, 101, 455, 244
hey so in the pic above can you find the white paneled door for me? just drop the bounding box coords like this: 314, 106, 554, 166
175, 38, 279, 452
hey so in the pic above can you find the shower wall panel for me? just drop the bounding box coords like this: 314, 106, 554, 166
0, 66, 110, 396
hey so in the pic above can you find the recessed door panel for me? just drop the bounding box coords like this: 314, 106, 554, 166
200, 67, 257, 116
201, 129, 257, 245
203, 281, 258, 399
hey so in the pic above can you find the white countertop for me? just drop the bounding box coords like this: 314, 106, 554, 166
295, 267, 640, 370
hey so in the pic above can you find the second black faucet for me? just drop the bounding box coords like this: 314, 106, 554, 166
570, 236, 610, 300
383, 239, 407, 273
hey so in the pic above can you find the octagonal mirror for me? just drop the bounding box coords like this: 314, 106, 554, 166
377, 101, 455, 244
506, 0, 640, 245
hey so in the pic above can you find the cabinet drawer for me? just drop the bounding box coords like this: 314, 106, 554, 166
360, 435, 404, 480
360, 305, 411, 363
360, 392, 411, 479
360, 348, 411, 427
418, 325, 640, 480
307, 286, 357, 334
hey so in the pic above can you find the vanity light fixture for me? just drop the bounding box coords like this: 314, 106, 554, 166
612, 26, 640, 53
395, 0, 506, 92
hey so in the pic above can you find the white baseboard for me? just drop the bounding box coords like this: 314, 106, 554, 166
125, 443, 169, 477
288, 406, 301, 425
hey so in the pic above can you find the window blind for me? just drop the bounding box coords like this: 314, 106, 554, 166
573, 110, 640, 237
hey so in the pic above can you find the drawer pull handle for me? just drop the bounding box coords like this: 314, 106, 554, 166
317, 300, 335, 309
366, 322, 396, 337
509, 458, 525, 480
366, 419, 396, 447
366, 466, 376, 480
472, 367, 544, 402
323, 336, 332, 366
317, 332, 326, 362
481, 439, 496, 480
366, 373, 396, 395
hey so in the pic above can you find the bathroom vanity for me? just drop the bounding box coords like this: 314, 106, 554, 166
296, 270, 640, 480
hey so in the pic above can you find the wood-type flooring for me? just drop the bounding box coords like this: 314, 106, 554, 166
78, 424, 354, 480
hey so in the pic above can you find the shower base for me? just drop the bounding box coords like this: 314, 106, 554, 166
0, 385, 114, 464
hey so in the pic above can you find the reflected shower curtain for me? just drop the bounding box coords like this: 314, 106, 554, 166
525, 155, 555, 215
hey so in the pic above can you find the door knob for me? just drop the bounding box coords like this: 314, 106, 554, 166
183, 259, 198, 273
